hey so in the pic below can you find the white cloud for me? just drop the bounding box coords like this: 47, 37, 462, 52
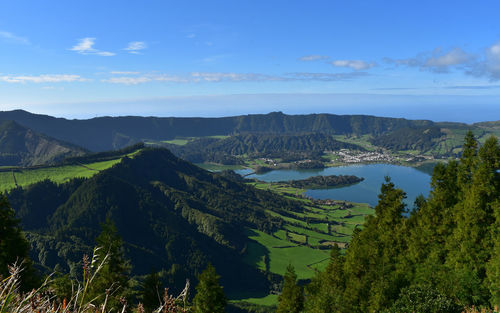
104, 76, 153, 85
0, 74, 89, 83
386, 47, 474, 73
425, 48, 471, 68
70, 37, 96, 53
124, 41, 147, 54
287, 72, 369, 81
299, 55, 330, 61
110, 71, 141, 75
69, 37, 115, 56
467, 41, 500, 80
331, 60, 377, 70
0, 30, 29, 44
103, 74, 188, 85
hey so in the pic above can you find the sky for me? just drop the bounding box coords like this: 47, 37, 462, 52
0, 0, 499, 122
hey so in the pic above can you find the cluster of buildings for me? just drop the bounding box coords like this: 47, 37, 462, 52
332, 149, 395, 163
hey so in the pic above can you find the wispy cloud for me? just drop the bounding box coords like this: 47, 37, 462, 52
331, 60, 377, 70
445, 84, 500, 90
286, 72, 369, 81
69, 37, 115, 56
466, 41, 500, 81
385, 42, 500, 81
0, 74, 89, 83
0, 30, 29, 44
102, 71, 369, 85
124, 41, 147, 54
110, 71, 141, 75
385, 47, 474, 73
299, 55, 330, 61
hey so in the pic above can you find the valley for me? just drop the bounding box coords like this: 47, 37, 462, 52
0, 110, 498, 312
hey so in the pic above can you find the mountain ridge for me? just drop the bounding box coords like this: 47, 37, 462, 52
0, 119, 87, 166
0, 110, 446, 151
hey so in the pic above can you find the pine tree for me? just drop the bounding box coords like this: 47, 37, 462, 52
141, 272, 162, 313
277, 264, 304, 313
0, 192, 38, 290
193, 263, 226, 313
86, 218, 131, 307
141, 271, 162, 313
305, 245, 345, 313
343, 177, 407, 312
457, 130, 478, 191
446, 136, 499, 304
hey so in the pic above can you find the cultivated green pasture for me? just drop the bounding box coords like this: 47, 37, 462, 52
0, 150, 141, 192
235, 180, 374, 305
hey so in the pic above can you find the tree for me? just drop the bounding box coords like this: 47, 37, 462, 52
277, 264, 304, 313
86, 218, 131, 307
141, 271, 163, 313
193, 263, 226, 313
305, 245, 345, 313
0, 192, 38, 290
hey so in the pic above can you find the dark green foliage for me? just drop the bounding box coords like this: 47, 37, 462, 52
193, 264, 226, 313
141, 271, 163, 313
0, 192, 38, 290
5, 148, 299, 295
85, 219, 132, 307
284, 175, 363, 189
226, 302, 276, 313
0, 110, 433, 151
388, 284, 461, 313
305, 245, 345, 313
370, 126, 444, 152
276, 264, 304, 313
303, 133, 500, 311
168, 133, 364, 164
61, 142, 144, 164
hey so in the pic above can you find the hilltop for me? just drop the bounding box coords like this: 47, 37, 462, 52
0, 120, 86, 166
5, 146, 373, 304
0, 110, 439, 151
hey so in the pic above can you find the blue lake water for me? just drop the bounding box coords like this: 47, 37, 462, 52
236, 164, 431, 208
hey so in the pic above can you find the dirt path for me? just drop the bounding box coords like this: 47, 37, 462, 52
77, 163, 99, 171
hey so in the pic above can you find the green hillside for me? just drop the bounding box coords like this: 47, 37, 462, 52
5, 147, 374, 306
0, 120, 87, 166
0, 145, 142, 192
0, 110, 437, 151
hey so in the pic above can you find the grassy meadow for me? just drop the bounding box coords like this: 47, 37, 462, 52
234, 180, 374, 306
0, 150, 141, 192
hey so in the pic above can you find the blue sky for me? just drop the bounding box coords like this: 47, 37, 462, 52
0, 0, 499, 122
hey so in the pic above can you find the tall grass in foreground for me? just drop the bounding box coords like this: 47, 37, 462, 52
0, 248, 189, 313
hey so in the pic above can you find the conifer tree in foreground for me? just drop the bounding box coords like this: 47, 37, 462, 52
277, 264, 304, 313
141, 271, 163, 313
305, 245, 345, 313
303, 132, 500, 312
193, 263, 226, 313
86, 218, 132, 308
0, 192, 38, 290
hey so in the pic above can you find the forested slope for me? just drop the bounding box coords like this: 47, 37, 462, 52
5, 148, 306, 294
303, 132, 500, 312
0, 120, 86, 166
0, 110, 435, 151
166, 133, 364, 164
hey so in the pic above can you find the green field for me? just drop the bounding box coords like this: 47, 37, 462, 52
146, 135, 230, 147
195, 163, 245, 171
234, 180, 374, 306
0, 150, 141, 192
